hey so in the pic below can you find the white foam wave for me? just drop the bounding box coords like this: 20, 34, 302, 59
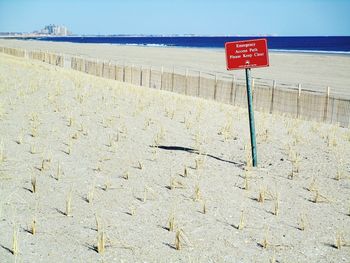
119, 43, 170, 47
271, 49, 350, 55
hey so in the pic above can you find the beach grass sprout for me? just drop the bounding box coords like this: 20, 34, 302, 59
12, 225, 19, 255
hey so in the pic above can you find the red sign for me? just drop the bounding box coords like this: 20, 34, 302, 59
225, 39, 269, 70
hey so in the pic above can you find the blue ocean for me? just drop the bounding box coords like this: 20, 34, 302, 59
29, 36, 350, 54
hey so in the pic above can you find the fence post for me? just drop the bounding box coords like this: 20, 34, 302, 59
198, 71, 201, 97
149, 66, 152, 88
270, 80, 276, 114
323, 86, 330, 122
230, 75, 235, 105
185, 69, 188, 95
97, 59, 101, 77
122, 62, 125, 82
140, 66, 143, 86
81, 59, 87, 73
95, 59, 97, 76
213, 74, 218, 100
233, 76, 238, 106
297, 84, 302, 118
160, 66, 164, 90
69, 55, 71, 69
108, 61, 112, 79
91, 59, 94, 74
131, 64, 134, 84
171, 66, 175, 92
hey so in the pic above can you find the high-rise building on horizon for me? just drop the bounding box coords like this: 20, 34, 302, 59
40, 24, 70, 36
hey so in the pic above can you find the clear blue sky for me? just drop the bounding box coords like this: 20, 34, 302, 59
0, 0, 349, 35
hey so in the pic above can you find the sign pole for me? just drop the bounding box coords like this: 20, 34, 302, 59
245, 68, 257, 167
225, 38, 269, 168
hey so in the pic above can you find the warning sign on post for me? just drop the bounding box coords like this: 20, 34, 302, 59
225, 39, 269, 70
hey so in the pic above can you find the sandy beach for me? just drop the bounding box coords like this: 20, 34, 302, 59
0, 50, 349, 262
1, 39, 350, 97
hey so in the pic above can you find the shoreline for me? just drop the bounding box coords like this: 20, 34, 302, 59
52, 42, 350, 56
2, 38, 350, 56
4, 38, 350, 56
2, 36, 350, 55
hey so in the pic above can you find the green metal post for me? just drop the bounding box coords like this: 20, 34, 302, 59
245, 68, 257, 167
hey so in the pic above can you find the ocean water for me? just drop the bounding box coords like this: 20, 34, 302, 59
29, 36, 350, 54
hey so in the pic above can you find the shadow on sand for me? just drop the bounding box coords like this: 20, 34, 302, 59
152, 145, 244, 169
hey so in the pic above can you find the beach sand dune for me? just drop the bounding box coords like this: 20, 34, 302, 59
0, 53, 349, 262
1, 39, 350, 97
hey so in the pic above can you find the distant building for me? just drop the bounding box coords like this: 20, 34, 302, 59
40, 24, 70, 36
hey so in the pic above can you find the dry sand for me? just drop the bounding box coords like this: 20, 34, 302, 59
0, 52, 350, 262
1, 39, 350, 97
